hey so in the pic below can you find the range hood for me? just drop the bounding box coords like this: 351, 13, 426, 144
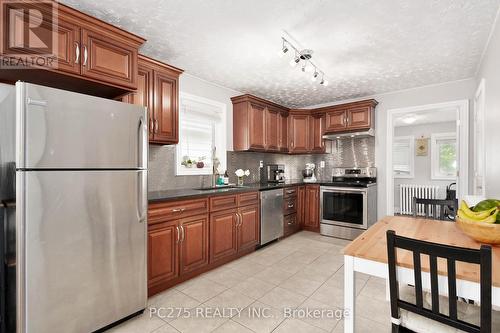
322, 128, 375, 140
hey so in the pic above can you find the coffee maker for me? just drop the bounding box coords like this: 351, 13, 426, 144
262, 164, 286, 183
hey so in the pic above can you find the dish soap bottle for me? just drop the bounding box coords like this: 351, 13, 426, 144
223, 171, 229, 185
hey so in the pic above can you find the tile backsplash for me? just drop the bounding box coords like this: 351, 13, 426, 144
148, 137, 374, 192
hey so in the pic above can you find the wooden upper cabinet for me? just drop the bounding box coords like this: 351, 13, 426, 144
148, 221, 179, 287
153, 71, 178, 143
323, 100, 378, 133
326, 109, 348, 131
347, 106, 371, 129
279, 111, 289, 152
237, 205, 260, 251
265, 107, 280, 151
288, 112, 309, 153
0, 2, 145, 96
232, 94, 289, 152
249, 103, 266, 150
120, 55, 183, 144
81, 27, 138, 89
179, 215, 209, 275
310, 114, 326, 153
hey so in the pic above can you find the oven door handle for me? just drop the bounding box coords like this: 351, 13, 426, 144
320, 187, 368, 194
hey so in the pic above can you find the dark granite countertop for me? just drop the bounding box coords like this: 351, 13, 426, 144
148, 180, 327, 203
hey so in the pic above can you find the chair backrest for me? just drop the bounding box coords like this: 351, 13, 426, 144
386, 230, 492, 333
412, 197, 457, 221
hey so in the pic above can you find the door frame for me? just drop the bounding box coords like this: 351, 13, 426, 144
386, 100, 469, 216
473, 79, 486, 196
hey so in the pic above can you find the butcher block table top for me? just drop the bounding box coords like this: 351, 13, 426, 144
343, 216, 500, 287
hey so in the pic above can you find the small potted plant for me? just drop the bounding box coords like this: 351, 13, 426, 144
235, 169, 250, 186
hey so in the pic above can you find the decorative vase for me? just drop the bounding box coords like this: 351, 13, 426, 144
237, 177, 244, 186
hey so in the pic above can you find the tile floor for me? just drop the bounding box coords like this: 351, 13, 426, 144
108, 231, 392, 333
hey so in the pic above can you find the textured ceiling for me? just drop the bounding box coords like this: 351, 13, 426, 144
60, 0, 499, 108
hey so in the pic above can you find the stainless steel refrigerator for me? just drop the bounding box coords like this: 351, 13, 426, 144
0, 82, 148, 333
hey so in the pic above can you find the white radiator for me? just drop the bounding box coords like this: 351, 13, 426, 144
399, 184, 440, 215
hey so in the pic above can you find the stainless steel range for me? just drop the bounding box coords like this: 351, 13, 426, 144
320, 167, 377, 240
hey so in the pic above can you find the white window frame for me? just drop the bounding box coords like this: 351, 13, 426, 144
431, 132, 457, 180
176, 92, 227, 176
393, 135, 415, 179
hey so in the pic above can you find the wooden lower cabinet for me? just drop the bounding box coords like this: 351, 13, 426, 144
284, 213, 299, 237
238, 204, 260, 251
303, 185, 320, 232
147, 213, 209, 294
148, 191, 260, 296
210, 204, 260, 264
179, 215, 209, 275
209, 209, 239, 263
297, 186, 305, 227
148, 220, 179, 288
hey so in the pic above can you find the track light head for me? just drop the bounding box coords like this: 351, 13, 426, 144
312, 71, 319, 82
289, 55, 300, 67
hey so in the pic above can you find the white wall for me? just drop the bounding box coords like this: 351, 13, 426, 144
179, 73, 242, 151
393, 121, 457, 212
307, 79, 476, 219
476, 10, 500, 199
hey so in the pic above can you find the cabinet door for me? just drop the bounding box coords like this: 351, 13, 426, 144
237, 205, 260, 252
122, 63, 154, 139
148, 221, 179, 287
278, 112, 288, 152
326, 110, 347, 132
153, 71, 179, 144
289, 114, 309, 153
179, 215, 209, 275
248, 103, 266, 150
310, 115, 326, 153
347, 106, 371, 129
284, 213, 298, 237
297, 186, 305, 227
210, 209, 238, 263
265, 107, 280, 151
304, 185, 320, 231
81, 28, 137, 89
54, 18, 81, 75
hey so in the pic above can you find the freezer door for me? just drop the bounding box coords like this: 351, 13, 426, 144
16, 82, 147, 169
17, 170, 147, 333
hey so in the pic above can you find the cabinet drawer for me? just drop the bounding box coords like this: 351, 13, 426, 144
238, 191, 259, 207
283, 197, 297, 215
149, 198, 209, 224
284, 187, 297, 198
284, 213, 299, 237
210, 194, 238, 212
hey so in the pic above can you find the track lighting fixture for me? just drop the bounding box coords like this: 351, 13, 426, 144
280, 37, 328, 87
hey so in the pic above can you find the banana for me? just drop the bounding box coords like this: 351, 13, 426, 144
458, 209, 498, 224
459, 201, 497, 220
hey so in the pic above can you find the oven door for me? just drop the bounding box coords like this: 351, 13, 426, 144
320, 186, 368, 229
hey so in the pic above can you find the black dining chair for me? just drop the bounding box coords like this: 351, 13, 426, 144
386, 230, 492, 333
412, 197, 458, 221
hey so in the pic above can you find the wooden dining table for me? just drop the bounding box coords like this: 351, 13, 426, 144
342, 216, 500, 333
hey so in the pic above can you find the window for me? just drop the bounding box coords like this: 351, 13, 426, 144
176, 92, 226, 176
431, 132, 457, 180
393, 136, 414, 178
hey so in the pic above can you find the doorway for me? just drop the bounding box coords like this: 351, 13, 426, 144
386, 100, 469, 216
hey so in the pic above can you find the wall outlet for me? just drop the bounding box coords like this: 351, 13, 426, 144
259, 161, 263, 168
320, 161, 325, 168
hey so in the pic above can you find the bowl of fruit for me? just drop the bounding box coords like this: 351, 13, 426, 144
456, 199, 500, 244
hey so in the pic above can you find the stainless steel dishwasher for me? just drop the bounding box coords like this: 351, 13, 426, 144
260, 189, 284, 245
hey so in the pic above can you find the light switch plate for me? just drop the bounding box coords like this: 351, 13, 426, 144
259, 161, 263, 168
320, 161, 325, 168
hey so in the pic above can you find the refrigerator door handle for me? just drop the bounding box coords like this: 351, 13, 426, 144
138, 116, 147, 169
26, 98, 47, 107
137, 171, 147, 223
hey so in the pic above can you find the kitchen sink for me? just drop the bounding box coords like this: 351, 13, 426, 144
195, 185, 246, 191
